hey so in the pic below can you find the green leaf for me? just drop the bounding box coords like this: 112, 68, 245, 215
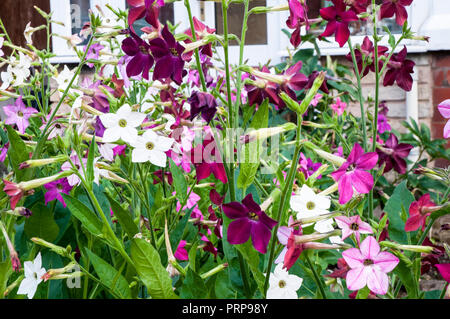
130, 237, 178, 299
235, 241, 265, 295
6, 125, 30, 182
169, 158, 187, 204
24, 203, 59, 242
61, 194, 103, 238
85, 248, 132, 299
0, 261, 12, 297
384, 181, 415, 243
85, 134, 96, 187
180, 268, 207, 298
214, 270, 236, 298
106, 193, 139, 238
394, 258, 419, 299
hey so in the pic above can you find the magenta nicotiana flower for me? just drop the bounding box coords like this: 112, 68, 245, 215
438, 99, 450, 138
319, 0, 359, 47
44, 178, 73, 207
61, 151, 88, 187
286, 0, 309, 48
376, 133, 413, 174
188, 91, 218, 124
183, 17, 216, 60
335, 215, 373, 244
404, 194, 437, 232
121, 31, 154, 80
222, 194, 277, 254
435, 264, 450, 283
174, 240, 189, 261
150, 25, 186, 85
127, 0, 165, 29
280, 61, 308, 99
299, 153, 322, 180
342, 236, 399, 295
330, 97, 347, 116
176, 188, 203, 220
348, 0, 370, 14
383, 46, 415, 92
84, 43, 104, 68
379, 0, 413, 26
4, 96, 38, 134
330, 143, 378, 204
0, 142, 9, 162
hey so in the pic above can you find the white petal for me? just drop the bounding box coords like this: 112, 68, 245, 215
156, 136, 174, 152
149, 150, 167, 167
127, 111, 146, 127
99, 113, 118, 128
120, 127, 138, 144
116, 104, 132, 118
142, 129, 158, 142
33, 252, 42, 269
132, 148, 151, 163
287, 274, 303, 291
102, 128, 122, 143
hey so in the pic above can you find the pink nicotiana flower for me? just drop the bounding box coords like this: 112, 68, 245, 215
61, 151, 88, 187
286, 0, 309, 48
0, 142, 9, 162
330, 143, 378, 204
311, 93, 322, 107
330, 97, 347, 116
275, 216, 296, 264
379, 0, 413, 26
44, 178, 73, 207
404, 193, 436, 232
4, 96, 38, 134
342, 236, 399, 295
222, 194, 277, 254
335, 215, 373, 244
319, 0, 359, 47
174, 240, 189, 261
435, 264, 450, 283
175, 188, 203, 220
438, 99, 450, 138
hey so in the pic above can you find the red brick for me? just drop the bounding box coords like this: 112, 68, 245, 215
434, 69, 445, 86
434, 55, 450, 68
432, 88, 450, 112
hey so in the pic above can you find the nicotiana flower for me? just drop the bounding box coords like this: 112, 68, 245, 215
61, 151, 88, 187
319, 0, 359, 47
345, 36, 388, 78
0, 37, 4, 57
335, 215, 373, 244
174, 240, 189, 261
435, 264, 450, 283
299, 153, 322, 180
0, 142, 9, 162
150, 25, 186, 85
405, 193, 436, 232
0, 52, 32, 89
330, 97, 347, 116
17, 252, 46, 299
3, 96, 38, 134
44, 178, 73, 207
85, 43, 104, 68
330, 143, 378, 204
222, 194, 277, 254
376, 133, 413, 174
379, 0, 413, 26
290, 184, 331, 222
383, 46, 415, 92
183, 17, 216, 59
275, 216, 295, 264
99, 104, 146, 144
130, 130, 174, 167
188, 91, 218, 123
121, 31, 154, 80
267, 263, 303, 299
342, 236, 399, 295
54, 65, 78, 97
438, 99, 450, 138
286, 0, 309, 48
127, 0, 164, 29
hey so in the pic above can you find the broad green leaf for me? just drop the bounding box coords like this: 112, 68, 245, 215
384, 181, 415, 243
169, 158, 187, 204
0, 261, 12, 297
24, 203, 59, 242
180, 268, 207, 298
106, 193, 139, 238
214, 270, 236, 298
6, 125, 30, 181
85, 248, 131, 299
61, 194, 103, 237
130, 237, 178, 299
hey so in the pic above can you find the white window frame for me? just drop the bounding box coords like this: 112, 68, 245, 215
277, 0, 431, 58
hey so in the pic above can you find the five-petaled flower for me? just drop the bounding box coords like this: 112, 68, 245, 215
383, 46, 415, 92
130, 130, 174, 167
121, 31, 154, 80
222, 194, 277, 254
4, 96, 38, 134
342, 236, 399, 295
376, 133, 413, 174
17, 252, 46, 299
379, 0, 413, 26
404, 194, 437, 232
267, 263, 303, 299
335, 215, 373, 244
437, 99, 450, 138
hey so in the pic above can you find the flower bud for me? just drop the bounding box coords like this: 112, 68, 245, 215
31, 237, 70, 257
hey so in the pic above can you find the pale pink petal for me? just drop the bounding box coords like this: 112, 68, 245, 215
342, 248, 365, 268
360, 236, 380, 260
366, 267, 389, 295
373, 251, 399, 273
346, 267, 369, 291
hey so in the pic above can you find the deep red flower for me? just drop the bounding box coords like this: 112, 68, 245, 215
325, 258, 350, 279
347, 0, 370, 14
286, 0, 309, 48
379, 0, 413, 26
183, 17, 216, 60
121, 31, 154, 80
127, 0, 164, 29
345, 36, 388, 77
405, 194, 436, 232
376, 133, 413, 174
319, 0, 359, 47
383, 46, 415, 91
150, 25, 186, 85
188, 91, 218, 123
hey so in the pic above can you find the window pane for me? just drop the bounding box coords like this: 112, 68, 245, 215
215, 0, 267, 45
70, 0, 90, 45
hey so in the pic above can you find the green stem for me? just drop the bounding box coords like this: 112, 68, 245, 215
305, 253, 327, 299
263, 114, 303, 297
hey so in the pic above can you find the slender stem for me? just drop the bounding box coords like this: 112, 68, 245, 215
263, 114, 303, 297
440, 283, 449, 299
305, 253, 327, 299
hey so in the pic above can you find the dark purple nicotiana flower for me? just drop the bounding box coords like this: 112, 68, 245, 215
222, 194, 277, 254
245, 66, 281, 107
383, 46, 415, 92
280, 61, 308, 99
188, 91, 218, 123
345, 36, 388, 77
121, 31, 154, 80
44, 178, 73, 207
127, 0, 164, 29
330, 143, 378, 205
305, 71, 329, 94
150, 25, 186, 85
376, 133, 413, 174
189, 137, 228, 184
286, 0, 309, 48
380, 0, 413, 26
319, 0, 359, 47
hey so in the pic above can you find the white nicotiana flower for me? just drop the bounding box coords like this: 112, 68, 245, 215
17, 252, 46, 299
98, 143, 117, 162
99, 104, 146, 144
267, 263, 303, 299
24, 22, 33, 45
130, 130, 174, 167
290, 184, 331, 223
0, 37, 4, 57
314, 218, 344, 244
140, 88, 158, 113
55, 65, 78, 96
